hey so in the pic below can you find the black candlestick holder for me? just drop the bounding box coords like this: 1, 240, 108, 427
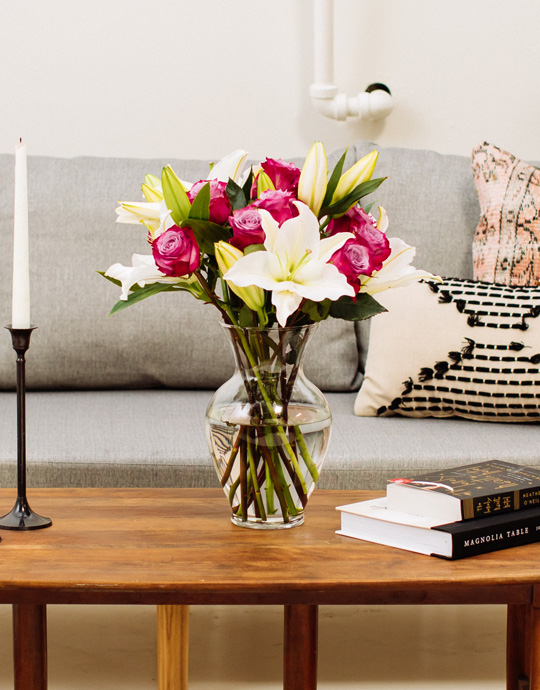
0, 326, 52, 530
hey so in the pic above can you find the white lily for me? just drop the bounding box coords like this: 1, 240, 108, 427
224, 201, 355, 326
207, 149, 248, 183
359, 237, 441, 295
105, 254, 191, 301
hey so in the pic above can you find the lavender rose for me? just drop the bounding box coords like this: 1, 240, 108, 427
330, 239, 373, 293
152, 226, 200, 277
188, 179, 231, 225
261, 158, 301, 193
252, 190, 298, 226
229, 207, 265, 250
328, 206, 390, 272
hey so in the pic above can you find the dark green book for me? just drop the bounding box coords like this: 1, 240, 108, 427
386, 460, 540, 522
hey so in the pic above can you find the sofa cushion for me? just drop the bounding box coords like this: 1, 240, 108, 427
354, 278, 540, 422
353, 141, 480, 279
0, 390, 538, 491
472, 142, 540, 286
0, 153, 360, 392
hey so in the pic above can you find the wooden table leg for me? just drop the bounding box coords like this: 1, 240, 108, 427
283, 604, 318, 690
157, 604, 189, 690
12, 604, 47, 690
528, 603, 540, 690
507, 604, 531, 690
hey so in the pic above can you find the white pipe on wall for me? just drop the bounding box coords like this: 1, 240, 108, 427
310, 0, 393, 121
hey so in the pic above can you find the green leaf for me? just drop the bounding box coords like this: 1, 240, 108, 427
226, 178, 248, 211
301, 299, 331, 322
108, 282, 179, 315
97, 270, 121, 289
188, 181, 210, 221
244, 243, 265, 255
162, 165, 191, 224
238, 304, 256, 327
329, 293, 387, 321
321, 177, 386, 217
242, 171, 254, 199
180, 218, 230, 254
321, 150, 347, 210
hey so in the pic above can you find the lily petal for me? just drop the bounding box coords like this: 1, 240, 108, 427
359, 238, 441, 294
318, 231, 355, 263
105, 254, 187, 300
207, 149, 248, 183
225, 251, 284, 289
271, 289, 303, 327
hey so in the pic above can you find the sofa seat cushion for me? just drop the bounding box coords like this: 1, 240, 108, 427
0, 391, 537, 492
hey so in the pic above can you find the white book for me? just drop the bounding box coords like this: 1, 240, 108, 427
336, 496, 540, 560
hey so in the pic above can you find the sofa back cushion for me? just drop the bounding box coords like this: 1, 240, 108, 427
352, 141, 480, 280
472, 141, 540, 286
0, 153, 360, 392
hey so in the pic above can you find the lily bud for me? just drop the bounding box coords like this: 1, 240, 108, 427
256, 171, 275, 197
298, 141, 328, 216
331, 150, 378, 205
215, 241, 266, 312
116, 201, 161, 232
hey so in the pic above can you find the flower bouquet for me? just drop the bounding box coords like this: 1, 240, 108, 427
101, 142, 437, 528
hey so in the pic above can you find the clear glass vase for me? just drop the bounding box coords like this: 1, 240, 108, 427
206, 323, 332, 529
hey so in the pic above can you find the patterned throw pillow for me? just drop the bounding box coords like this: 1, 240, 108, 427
472, 142, 540, 286
354, 278, 540, 422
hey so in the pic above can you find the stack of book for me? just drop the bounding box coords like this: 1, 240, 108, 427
336, 460, 540, 560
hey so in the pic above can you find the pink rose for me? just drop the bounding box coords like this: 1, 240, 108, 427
330, 239, 373, 293
252, 190, 298, 226
188, 180, 231, 225
152, 226, 200, 277
261, 158, 301, 193
229, 207, 265, 250
328, 206, 390, 272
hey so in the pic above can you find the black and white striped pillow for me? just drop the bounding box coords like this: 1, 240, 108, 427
354, 278, 540, 422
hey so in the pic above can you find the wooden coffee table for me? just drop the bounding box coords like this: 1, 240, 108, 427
1, 487, 540, 690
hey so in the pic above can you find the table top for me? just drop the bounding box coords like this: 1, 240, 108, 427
0, 488, 538, 606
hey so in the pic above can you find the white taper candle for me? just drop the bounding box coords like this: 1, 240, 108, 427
12, 139, 31, 329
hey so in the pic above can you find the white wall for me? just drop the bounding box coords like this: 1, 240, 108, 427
1, 0, 539, 161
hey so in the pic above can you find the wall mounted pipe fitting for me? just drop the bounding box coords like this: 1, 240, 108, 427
310, 0, 393, 122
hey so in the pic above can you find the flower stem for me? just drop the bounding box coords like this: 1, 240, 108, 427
247, 429, 267, 520
225, 320, 309, 495
220, 426, 244, 487
294, 425, 319, 482
239, 439, 248, 520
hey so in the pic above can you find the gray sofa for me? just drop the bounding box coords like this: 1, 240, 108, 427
0, 142, 537, 492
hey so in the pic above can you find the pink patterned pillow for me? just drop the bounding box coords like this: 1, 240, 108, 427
472, 142, 540, 285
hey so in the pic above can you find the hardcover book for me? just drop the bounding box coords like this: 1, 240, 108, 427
336, 496, 540, 560
386, 460, 540, 522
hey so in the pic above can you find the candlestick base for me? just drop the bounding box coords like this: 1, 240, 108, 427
0, 497, 52, 530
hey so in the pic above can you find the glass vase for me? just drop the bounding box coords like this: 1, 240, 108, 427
206, 323, 332, 529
